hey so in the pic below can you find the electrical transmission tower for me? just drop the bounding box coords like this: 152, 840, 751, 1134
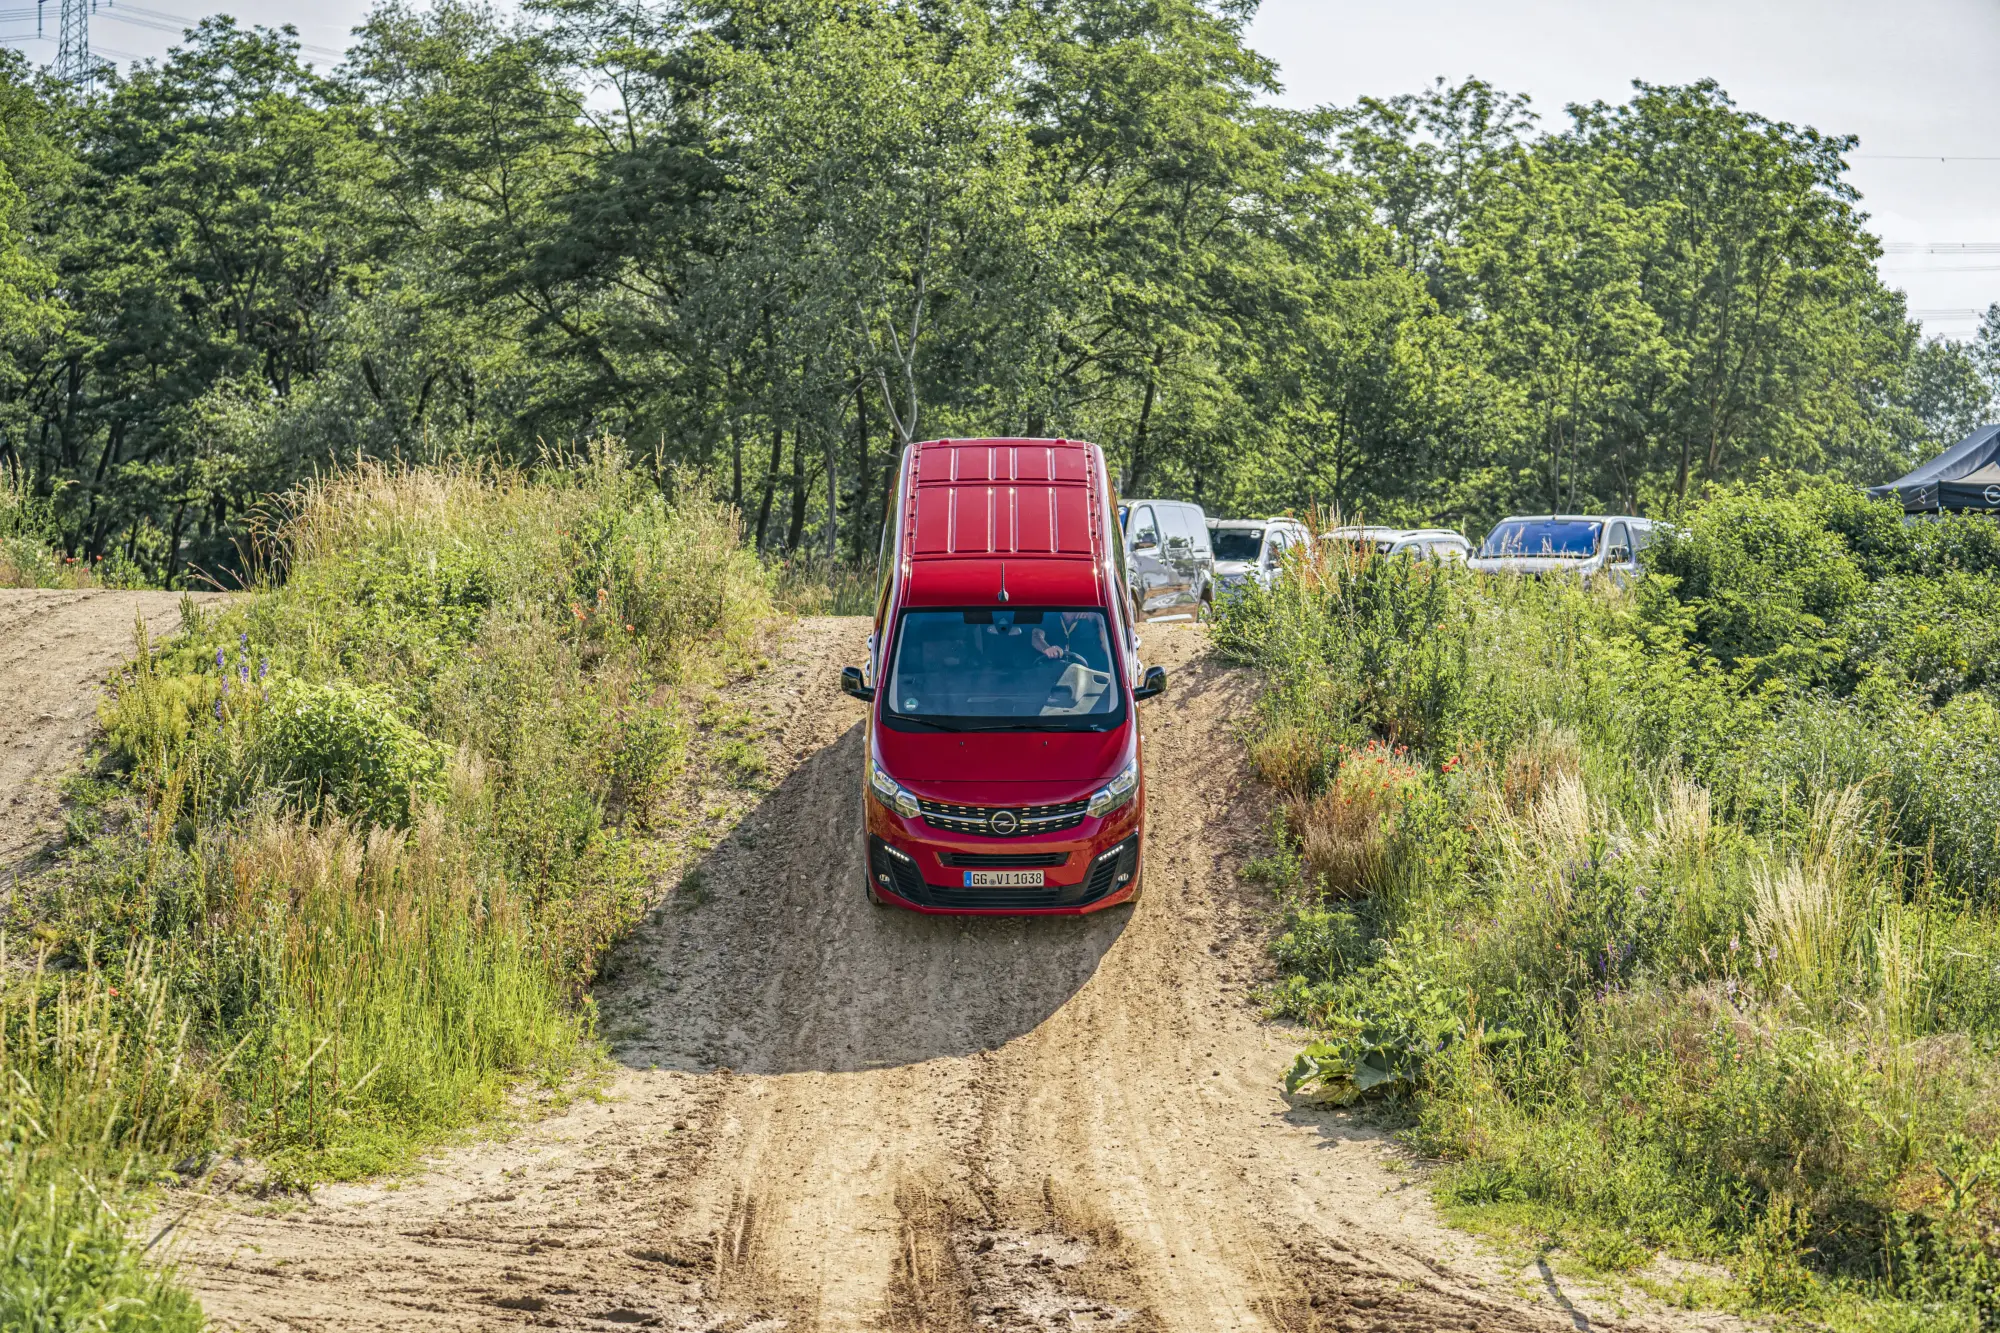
52, 0, 92, 90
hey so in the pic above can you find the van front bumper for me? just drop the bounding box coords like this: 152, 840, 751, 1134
863, 795, 1142, 915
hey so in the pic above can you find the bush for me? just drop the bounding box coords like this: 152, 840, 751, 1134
1223, 475, 2000, 1328
7, 450, 779, 1321
259, 679, 447, 826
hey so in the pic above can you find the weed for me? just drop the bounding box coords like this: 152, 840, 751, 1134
4, 450, 777, 1320
1222, 477, 2000, 1329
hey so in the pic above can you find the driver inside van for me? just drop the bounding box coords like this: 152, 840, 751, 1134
1031, 610, 1093, 661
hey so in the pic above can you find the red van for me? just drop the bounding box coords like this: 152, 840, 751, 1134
840, 438, 1168, 914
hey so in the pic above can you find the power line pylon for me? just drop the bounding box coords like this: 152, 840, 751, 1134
53, 0, 92, 91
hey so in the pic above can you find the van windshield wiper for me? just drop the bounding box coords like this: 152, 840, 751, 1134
951, 719, 1116, 732
889, 716, 964, 732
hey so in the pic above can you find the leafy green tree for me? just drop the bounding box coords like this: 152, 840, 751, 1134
1897, 335, 1993, 453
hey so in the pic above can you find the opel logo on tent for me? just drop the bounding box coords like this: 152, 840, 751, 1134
989, 809, 1019, 835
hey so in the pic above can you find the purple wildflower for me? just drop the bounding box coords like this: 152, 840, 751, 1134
239, 663, 250, 684
214, 698, 223, 719
259, 658, 269, 680
215, 647, 226, 670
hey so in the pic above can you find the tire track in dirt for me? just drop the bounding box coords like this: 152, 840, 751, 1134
1, 589, 219, 879
172, 617, 1726, 1332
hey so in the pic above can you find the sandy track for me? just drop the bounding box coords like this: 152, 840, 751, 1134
0, 589, 217, 877
175, 618, 1722, 1332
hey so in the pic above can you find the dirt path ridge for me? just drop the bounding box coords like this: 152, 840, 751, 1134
0, 589, 217, 878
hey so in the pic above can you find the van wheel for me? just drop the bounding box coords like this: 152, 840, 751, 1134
1195, 594, 1213, 623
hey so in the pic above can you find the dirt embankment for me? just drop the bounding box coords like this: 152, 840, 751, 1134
162, 618, 1726, 1332
0, 589, 218, 878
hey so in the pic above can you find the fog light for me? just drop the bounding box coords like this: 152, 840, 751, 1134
877, 873, 891, 885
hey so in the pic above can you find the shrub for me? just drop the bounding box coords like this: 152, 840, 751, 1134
1226, 474, 2000, 1327
7, 450, 781, 1320
1286, 740, 1425, 897
259, 679, 447, 827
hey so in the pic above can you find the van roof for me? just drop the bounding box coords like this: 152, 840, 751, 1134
1489, 514, 1650, 525
901, 438, 1109, 609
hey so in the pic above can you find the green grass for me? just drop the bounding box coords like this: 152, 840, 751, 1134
1217, 482, 2000, 1330
772, 552, 879, 616
2, 447, 777, 1322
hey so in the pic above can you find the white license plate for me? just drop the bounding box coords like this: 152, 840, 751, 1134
965, 870, 1044, 888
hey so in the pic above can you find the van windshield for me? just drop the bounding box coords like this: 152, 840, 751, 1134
1479, 520, 1601, 559
1211, 529, 1263, 562
885, 609, 1124, 732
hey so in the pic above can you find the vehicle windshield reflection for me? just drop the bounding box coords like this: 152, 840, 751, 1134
1211, 530, 1263, 562
1480, 520, 1602, 559
885, 609, 1125, 733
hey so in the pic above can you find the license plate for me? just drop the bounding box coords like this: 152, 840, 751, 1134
965, 870, 1044, 888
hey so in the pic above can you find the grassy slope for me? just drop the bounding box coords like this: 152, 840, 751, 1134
1216, 481, 2000, 1332
0, 453, 775, 1323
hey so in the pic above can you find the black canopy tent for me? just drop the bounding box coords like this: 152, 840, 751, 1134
1870, 424, 2000, 514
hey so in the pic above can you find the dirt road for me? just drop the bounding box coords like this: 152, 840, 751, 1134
0, 589, 213, 876
174, 618, 1718, 1332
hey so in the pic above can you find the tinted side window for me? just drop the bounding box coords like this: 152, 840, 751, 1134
1608, 521, 1631, 557
1160, 506, 1192, 551
1131, 506, 1160, 548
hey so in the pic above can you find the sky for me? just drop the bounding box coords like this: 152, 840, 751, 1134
7, 0, 1999, 339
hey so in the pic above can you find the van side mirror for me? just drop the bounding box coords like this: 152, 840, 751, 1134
840, 666, 875, 702
1132, 534, 1157, 552
1133, 666, 1168, 702
1607, 544, 1632, 564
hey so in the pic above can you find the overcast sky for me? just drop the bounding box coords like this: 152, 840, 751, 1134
7, 0, 1998, 338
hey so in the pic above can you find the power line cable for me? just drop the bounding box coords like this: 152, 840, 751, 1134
103, 2, 344, 59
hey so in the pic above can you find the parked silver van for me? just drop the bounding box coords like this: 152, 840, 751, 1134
1117, 499, 1216, 620
1467, 514, 1657, 581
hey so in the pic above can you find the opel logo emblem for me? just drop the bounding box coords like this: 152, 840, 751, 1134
989, 809, 1019, 835
1984, 485, 2000, 505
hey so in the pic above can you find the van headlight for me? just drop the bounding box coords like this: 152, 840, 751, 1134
1087, 758, 1139, 818
869, 758, 922, 819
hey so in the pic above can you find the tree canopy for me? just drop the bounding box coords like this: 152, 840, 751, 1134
0, 1, 1988, 580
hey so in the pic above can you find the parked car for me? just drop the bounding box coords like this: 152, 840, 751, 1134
1319, 525, 1473, 562
1466, 514, 1657, 581
1207, 517, 1314, 595
840, 437, 1169, 915
1116, 499, 1215, 620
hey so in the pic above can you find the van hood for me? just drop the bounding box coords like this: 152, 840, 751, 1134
875, 723, 1130, 803
1467, 554, 1595, 575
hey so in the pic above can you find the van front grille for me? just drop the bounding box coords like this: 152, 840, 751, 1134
916, 798, 1089, 838
938, 851, 1069, 869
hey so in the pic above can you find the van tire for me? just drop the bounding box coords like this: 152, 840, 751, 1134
1195, 594, 1213, 623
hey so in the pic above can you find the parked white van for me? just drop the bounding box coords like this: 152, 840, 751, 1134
1320, 526, 1474, 562
1467, 514, 1658, 581
1207, 517, 1313, 595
